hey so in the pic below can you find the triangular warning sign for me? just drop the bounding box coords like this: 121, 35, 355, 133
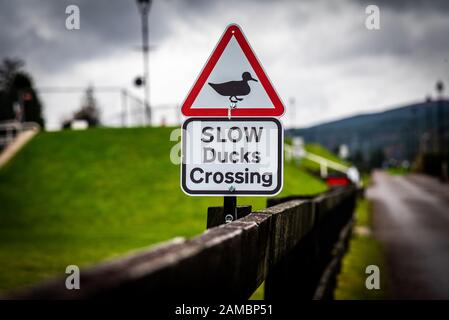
181, 24, 285, 117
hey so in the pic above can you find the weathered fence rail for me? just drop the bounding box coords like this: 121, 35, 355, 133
9, 186, 357, 300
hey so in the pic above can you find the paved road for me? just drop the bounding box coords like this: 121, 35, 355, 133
368, 171, 449, 299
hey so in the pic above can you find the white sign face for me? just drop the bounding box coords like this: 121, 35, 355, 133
181, 118, 283, 196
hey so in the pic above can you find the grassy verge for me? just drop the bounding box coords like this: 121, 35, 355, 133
386, 167, 409, 176
0, 127, 327, 293
298, 144, 351, 174
250, 282, 265, 300
334, 198, 389, 299
361, 172, 372, 187
251, 199, 389, 300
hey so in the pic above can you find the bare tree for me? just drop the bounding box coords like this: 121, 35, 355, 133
0, 58, 24, 91
0, 58, 45, 127
74, 86, 101, 127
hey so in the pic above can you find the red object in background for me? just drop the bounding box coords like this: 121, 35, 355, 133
22, 92, 33, 101
326, 176, 351, 187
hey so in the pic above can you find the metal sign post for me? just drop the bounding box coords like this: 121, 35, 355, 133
223, 196, 237, 223
179, 24, 286, 226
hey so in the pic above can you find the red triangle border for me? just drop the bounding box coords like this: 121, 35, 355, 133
181, 24, 285, 117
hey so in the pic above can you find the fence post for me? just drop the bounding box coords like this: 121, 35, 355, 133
264, 187, 357, 300
264, 200, 319, 300
8, 187, 358, 300
207, 205, 252, 229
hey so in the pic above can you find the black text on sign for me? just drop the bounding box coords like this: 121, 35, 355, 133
181, 118, 283, 196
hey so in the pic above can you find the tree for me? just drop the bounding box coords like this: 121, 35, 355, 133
0, 58, 23, 121
369, 148, 385, 169
349, 150, 366, 171
0, 91, 14, 121
0, 58, 24, 91
0, 58, 45, 128
73, 86, 101, 127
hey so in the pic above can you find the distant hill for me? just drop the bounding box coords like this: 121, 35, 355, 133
288, 100, 449, 166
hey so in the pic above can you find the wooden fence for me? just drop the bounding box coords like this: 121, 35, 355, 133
9, 186, 357, 300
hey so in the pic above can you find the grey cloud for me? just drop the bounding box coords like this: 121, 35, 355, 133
294, 1, 449, 65
1, 0, 448, 80
0, 0, 298, 73
356, 0, 449, 12
0, 0, 180, 72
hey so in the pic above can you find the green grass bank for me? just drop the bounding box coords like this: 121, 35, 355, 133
0, 127, 327, 293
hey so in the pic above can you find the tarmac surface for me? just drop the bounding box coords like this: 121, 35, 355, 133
368, 171, 449, 299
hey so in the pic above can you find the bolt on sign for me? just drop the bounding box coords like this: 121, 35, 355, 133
182, 118, 283, 195
180, 24, 285, 196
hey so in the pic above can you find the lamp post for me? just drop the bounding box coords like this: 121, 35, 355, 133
436, 80, 444, 153
136, 0, 152, 125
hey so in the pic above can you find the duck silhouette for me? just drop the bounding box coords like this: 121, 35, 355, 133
208, 71, 258, 103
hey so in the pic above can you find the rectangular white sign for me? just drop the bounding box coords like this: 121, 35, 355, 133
181, 117, 283, 196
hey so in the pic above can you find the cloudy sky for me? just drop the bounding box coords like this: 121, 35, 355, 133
1, 0, 448, 129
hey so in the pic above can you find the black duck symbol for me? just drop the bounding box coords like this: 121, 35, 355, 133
208, 71, 258, 103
